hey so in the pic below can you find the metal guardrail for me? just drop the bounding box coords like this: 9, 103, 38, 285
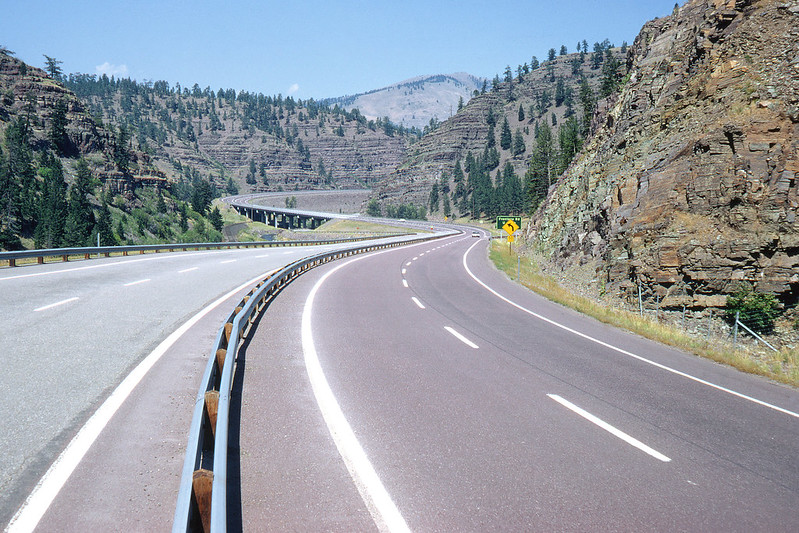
172, 231, 452, 532
0, 236, 407, 268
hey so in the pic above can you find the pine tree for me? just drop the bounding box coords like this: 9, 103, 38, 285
43, 55, 63, 80
428, 180, 440, 212
63, 159, 96, 247
500, 117, 512, 151
208, 206, 223, 232
34, 154, 68, 248
518, 103, 525, 122
95, 200, 116, 246
524, 121, 556, 212
49, 99, 71, 155
557, 116, 583, 174
513, 129, 526, 157
579, 77, 596, 136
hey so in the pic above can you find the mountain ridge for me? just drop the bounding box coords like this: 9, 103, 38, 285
324, 72, 485, 129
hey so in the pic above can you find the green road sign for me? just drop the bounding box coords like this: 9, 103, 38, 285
496, 216, 522, 230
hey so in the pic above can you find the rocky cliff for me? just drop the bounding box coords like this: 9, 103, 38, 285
531, 0, 799, 307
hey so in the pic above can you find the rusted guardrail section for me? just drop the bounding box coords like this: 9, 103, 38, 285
0, 235, 409, 268
172, 231, 453, 532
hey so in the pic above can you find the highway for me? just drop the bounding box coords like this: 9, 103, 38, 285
237, 232, 799, 531
0, 240, 387, 530
2, 230, 798, 531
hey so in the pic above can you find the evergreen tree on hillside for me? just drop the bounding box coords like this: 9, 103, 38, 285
524, 121, 555, 212
500, 117, 512, 151
518, 103, 525, 122
428, 180, 440, 213
513, 129, 526, 157
548, 48, 556, 62
63, 159, 96, 247
1, 118, 36, 244
95, 200, 116, 246
48, 99, 71, 155
43, 55, 63, 80
579, 77, 596, 136
34, 153, 68, 248
486, 123, 496, 149
600, 51, 622, 97
557, 116, 583, 174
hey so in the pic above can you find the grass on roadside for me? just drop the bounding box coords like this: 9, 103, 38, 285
489, 240, 799, 387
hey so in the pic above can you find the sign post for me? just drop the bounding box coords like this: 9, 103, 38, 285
501, 218, 520, 253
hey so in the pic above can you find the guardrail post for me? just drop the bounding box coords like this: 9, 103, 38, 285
9, 258, 15, 267
191, 469, 214, 533
204, 391, 219, 438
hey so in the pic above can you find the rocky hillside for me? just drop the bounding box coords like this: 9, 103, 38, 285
370, 47, 623, 210
326, 73, 485, 130
531, 0, 799, 308
66, 76, 414, 193
0, 52, 161, 193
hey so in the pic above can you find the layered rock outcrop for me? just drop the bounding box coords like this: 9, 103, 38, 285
531, 0, 799, 307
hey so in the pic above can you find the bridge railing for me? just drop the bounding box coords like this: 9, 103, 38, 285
172, 230, 455, 532
0, 236, 407, 268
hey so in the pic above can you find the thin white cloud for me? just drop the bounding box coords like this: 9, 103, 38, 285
288, 83, 300, 95
95, 62, 129, 77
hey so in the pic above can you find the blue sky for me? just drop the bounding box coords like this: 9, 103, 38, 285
1, 0, 677, 100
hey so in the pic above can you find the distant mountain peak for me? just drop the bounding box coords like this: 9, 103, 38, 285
325, 73, 485, 129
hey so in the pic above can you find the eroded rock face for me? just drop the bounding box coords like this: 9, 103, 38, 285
532, 0, 799, 307
0, 52, 162, 192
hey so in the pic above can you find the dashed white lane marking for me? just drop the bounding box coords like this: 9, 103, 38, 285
178, 267, 198, 274
123, 278, 151, 287
220, 259, 237, 264
547, 394, 671, 463
402, 279, 408, 288
444, 326, 479, 349
302, 254, 411, 533
401, 268, 407, 275
405, 262, 412, 267
33, 297, 79, 312
411, 297, 425, 309
461, 240, 799, 420
7, 271, 275, 533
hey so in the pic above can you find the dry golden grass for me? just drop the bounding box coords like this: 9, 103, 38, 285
489, 241, 798, 387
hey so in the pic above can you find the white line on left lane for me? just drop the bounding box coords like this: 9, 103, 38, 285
123, 279, 151, 287
33, 297, 79, 312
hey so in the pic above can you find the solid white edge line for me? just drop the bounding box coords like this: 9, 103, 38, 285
411, 296, 425, 309
6, 270, 277, 533
461, 240, 799, 420
302, 252, 411, 533
444, 326, 479, 349
123, 278, 151, 287
548, 394, 671, 463
33, 297, 79, 312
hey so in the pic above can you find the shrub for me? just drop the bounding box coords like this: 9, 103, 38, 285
725, 283, 781, 334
